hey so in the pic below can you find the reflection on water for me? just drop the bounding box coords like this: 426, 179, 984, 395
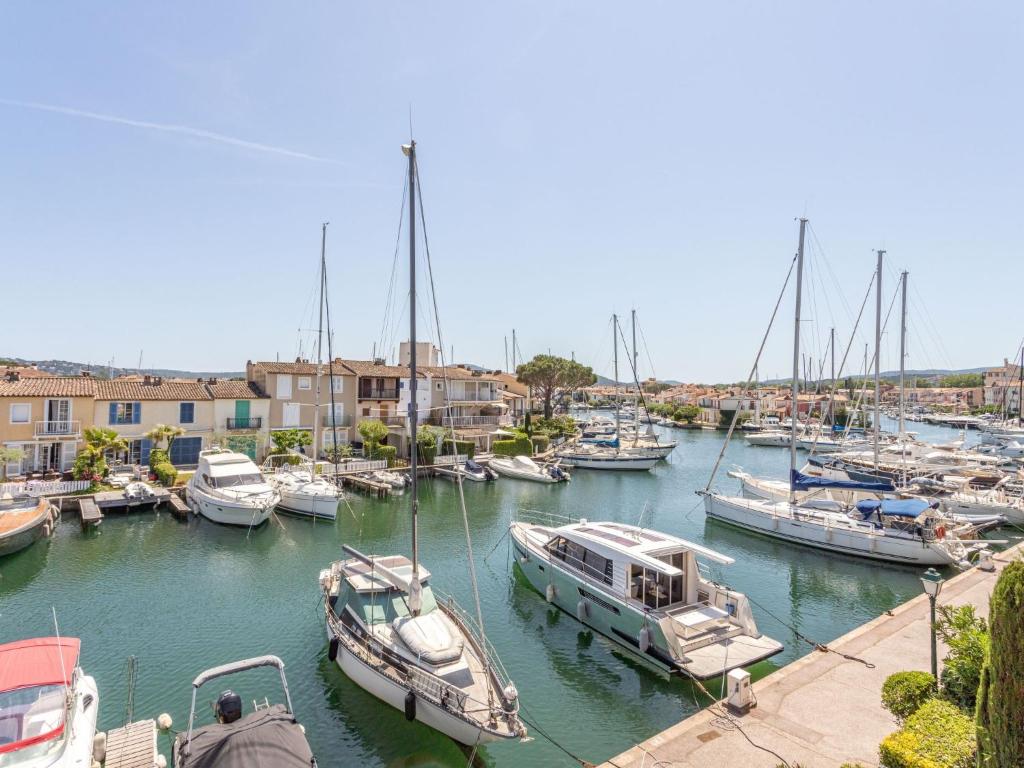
0, 421, 969, 768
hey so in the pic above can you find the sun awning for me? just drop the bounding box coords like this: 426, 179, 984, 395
790, 469, 894, 492
0, 637, 80, 692
855, 498, 932, 518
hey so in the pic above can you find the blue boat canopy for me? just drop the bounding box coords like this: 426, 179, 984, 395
790, 469, 894, 493
855, 498, 932, 518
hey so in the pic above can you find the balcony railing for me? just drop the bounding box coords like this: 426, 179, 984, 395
382, 416, 407, 427
442, 415, 504, 427
358, 388, 399, 400
34, 420, 81, 437
447, 391, 499, 402
322, 413, 353, 427
226, 416, 262, 430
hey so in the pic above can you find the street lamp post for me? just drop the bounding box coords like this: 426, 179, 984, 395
920, 568, 945, 685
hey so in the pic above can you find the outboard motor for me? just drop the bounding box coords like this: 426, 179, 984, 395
214, 690, 243, 724
548, 465, 566, 481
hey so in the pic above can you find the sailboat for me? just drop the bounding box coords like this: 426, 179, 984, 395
267, 225, 341, 521
700, 222, 985, 566
318, 141, 525, 745
556, 315, 658, 471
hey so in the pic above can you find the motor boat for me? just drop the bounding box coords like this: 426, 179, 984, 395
0, 495, 59, 558
122, 481, 159, 509
172, 655, 317, 767
489, 455, 569, 483
745, 430, 793, 447
436, 460, 498, 483
0, 636, 100, 767
368, 470, 409, 490
509, 516, 783, 679
264, 458, 340, 520
186, 449, 279, 527
555, 443, 657, 471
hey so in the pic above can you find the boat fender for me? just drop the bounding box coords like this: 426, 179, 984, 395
42, 522, 52, 538
502, 683, 519, 712
545, 583, 556, 603
935, 525, 946, 540
328, 594, 338, 609
577, 599, 589, 622
157, 713, 173, 731
155, 756, 167, 768
404, 690, 416, 721
328, 637, 339, 662
92, 732, 107, 763
638, 626, 651, 653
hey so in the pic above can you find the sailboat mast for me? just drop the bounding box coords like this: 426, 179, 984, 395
1018, 346, 1023, 427
613, 314, 620, 441
830, 327, 835, 425
873, 250, 885, 469
631, 309, 639, 432
405, 141, 420, 592
314, 223, 327, 461
789, 218, 807, 502
898, 271, 908, 436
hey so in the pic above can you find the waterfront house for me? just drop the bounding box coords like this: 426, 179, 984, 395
93, 376, 213, 467
0, 372, 97, 477
983, 359, 1022, 415
207, 379, 271, 460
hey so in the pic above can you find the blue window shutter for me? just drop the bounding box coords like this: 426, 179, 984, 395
140, 439, 152, 465
109, 402, 117, 424
134, 402, 141, 424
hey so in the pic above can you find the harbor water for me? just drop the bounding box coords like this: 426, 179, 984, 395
0, 420, 1008, 767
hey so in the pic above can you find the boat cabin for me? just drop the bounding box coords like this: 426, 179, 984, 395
196, 450, 265, 489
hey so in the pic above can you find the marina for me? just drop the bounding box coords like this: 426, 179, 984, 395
1, 418, 1015, 767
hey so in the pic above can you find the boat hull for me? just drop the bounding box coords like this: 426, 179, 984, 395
0, 501, 56, 558
702, 493, 960, 566
276, 491, 338, 520
557, 454, 656, 470
186, 486, 276, 527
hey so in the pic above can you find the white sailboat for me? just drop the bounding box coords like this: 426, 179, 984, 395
319, 141, 525, 746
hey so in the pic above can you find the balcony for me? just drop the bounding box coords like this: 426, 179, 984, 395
321, 413, 353, 427
442, 415, 504, 428
226, 417, 263, 430
34, 420, 81, 437
447, 391, 499, 402
358, 388, 399, 401
381, 416, 407, 427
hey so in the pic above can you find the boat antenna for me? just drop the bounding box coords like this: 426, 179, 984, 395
51, 607, 71, 706
788, 218, 807, 504
403, 140, 423, 616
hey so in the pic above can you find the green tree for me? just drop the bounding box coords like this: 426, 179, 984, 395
144, 424, 186, 455
416, 425, 438, 464
0, 447, 25, 480
976, 560, 1024, 766
939, 373, 983, 388
674, 404, 701, 424
516, 355, 597, 418
935, 604, 988, 711
357, 419, 389, 455
83, 427, 128, 459
73, 427, 129, 481
270, 428, 313, 455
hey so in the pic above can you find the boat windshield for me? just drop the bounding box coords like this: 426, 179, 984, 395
0, 684, 67, 763
204, 473, 265, 489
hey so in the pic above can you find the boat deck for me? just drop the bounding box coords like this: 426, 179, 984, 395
0, 503, 46, 534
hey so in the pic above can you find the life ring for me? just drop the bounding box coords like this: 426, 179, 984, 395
935, 526, 946, 540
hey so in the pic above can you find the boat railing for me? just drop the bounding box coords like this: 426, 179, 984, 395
434, 590, 515, 692
512, 508, 576, 528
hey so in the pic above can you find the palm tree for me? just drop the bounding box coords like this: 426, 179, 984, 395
84, 427, 129, 458
145, 424, 186, 456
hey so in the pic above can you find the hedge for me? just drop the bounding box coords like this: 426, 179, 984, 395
879, 699, 974, 768
442, 438, 475, 460
530, 435, 550, 454
492, 436, 533, 457
418, 444, 437, 466
882, 671, 936, 721
152, 463, 178, 486
372, 445, 398, 467
148, 448, 169, 467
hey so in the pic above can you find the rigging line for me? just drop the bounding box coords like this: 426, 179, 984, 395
635, 316, 659, 383
705, 252, 798, 491
322, 223, 342, 480
615, 321, 661, 447
414, 157, 490, 656
807, 222, 856, 324
378, 173, 409, 360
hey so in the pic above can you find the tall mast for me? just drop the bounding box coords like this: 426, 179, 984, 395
789, 218, 807, 502
613, 314, 620, 443
631, 309, 639, 432
403, 141, 421, 613
512, 329, 517, 371
873, 249, 885, 470
830, 327, 836, 425
1018, 347, 1023, 427
898, 271, 908, 437
504, 336, 509, 373
631, 309, 638, 379
313, 223, 327, 462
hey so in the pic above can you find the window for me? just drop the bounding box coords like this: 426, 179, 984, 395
298, 377, 311, 390
277, 374, 292, 399
362, 407, 371, 417
179, 402, 195, 424
546, 537, 612, 585
436, 382, 443, 391
331, 376, 344, 393
109, 402, 141, 425
9, 403, 30, 424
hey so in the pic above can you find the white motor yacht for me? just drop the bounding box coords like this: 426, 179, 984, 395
489, 455, 569, 483
186, 449, 279, 527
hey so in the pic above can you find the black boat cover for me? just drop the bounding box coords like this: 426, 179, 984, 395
174, 704, 316, 768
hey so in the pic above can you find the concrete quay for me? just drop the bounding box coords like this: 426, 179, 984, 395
600, 543, 1023, 768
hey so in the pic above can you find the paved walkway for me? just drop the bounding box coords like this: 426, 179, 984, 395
600, 544, 1023, 768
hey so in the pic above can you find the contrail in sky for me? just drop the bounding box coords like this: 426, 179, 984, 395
0, 98, 338, 163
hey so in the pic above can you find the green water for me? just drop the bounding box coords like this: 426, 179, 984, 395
1, 422, 1008, 767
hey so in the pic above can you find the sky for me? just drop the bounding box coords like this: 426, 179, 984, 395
1, 2, 1021, 383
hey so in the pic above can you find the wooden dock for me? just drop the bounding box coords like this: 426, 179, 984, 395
78, 497, 102, 529
95, 488, 171, 511
102, 718, 158, 768
166, 491, 190, 519
340, 474, 391, 498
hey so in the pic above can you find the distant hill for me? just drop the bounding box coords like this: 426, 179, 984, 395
1, 356, 243, 380
759, 367, 988, 385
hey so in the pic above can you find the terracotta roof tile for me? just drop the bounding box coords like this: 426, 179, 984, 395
249, 360, 353, 375
0, 377, 97, 398
207, 380, 268, 399
96, 379, 212, 401
338, 359, 424, 378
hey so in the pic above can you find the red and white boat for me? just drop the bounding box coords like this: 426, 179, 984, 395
0, 637, 99, 767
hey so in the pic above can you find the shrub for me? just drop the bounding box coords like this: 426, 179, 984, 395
441, 438, 475, 459
492, 437, 533, 457
152, 463, 178, 486
935, 604, 988, 712
371, 445, 397, 467
882, 671, 936, 721
148, 448, 169, 468
976, 560, 1024, 767
880, 699, 974, 768
418, 444, 437, 465
268, 452, 302, 467
72, 448, 106, 483
323, 444, 352, 463
530, 435, 550, 454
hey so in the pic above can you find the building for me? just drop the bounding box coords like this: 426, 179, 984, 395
208, 379, 271, 460
983, 359, 1022, 415
0, 371, 97, 476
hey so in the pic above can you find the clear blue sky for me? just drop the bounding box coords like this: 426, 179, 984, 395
2, 2, 1021, 383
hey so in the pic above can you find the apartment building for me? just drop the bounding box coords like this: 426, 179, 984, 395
984, 358, 1022, 415
208, 380, 271, 460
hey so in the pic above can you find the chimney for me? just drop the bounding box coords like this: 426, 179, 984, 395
4, 369, 19, 382
143, 374, 152, 385
207, 377, 217, 385
373, 357, 386, 366
80, 370, 92, 378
